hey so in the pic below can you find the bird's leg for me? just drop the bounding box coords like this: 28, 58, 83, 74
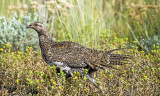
86, 73, 103, 93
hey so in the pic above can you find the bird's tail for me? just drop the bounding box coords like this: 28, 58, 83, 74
109, 54, 130, 65
100, 48, 132, 70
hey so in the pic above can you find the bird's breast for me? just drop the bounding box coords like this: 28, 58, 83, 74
41, 48, 47, 62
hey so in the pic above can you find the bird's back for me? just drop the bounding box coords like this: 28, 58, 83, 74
49, 41, 106, 69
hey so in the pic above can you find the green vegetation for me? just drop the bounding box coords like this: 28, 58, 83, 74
0, 13, 39, 51
0, 0, 160, 95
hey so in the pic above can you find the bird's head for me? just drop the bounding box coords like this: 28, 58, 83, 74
27, 22, 47, 35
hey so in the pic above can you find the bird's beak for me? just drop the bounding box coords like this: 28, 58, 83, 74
26, 25, 31, 28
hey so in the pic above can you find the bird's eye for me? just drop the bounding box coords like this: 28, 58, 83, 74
35, 24, 38, 26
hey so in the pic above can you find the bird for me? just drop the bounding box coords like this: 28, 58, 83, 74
27, 22, 131, 91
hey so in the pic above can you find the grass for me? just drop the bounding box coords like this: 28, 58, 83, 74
1, 0, 160, 48
0, 0, 160, 95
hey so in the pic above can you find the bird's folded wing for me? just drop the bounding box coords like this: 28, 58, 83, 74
49, 41, 102, 68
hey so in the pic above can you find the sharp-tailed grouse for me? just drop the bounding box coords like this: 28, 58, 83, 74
27, 22, 131, 90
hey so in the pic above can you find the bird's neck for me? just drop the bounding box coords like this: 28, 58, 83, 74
38, 34, 55, 50
39, 33, 51, 41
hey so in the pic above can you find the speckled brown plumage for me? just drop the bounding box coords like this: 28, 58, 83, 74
27, 22, 131, 91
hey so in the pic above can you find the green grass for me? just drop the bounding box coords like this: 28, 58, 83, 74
1, 0, 160, 49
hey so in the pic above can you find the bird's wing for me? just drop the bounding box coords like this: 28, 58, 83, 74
48, 41, 104, 68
